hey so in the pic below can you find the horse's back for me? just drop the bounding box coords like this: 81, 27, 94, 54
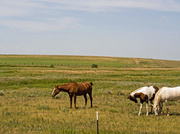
74, 82, 93, 95
161, 86, 180, 101
131, 86, 156, 100
60, 82, 77, 90
80, 82, 92, 89
131, 86, 148, 95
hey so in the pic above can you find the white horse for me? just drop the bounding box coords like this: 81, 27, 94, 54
153, 86, 180, 116
127, 86, 159, 116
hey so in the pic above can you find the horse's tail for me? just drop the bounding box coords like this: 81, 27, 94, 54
90, 82, 93, 86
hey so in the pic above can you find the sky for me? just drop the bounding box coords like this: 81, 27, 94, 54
0, 0, 180, 60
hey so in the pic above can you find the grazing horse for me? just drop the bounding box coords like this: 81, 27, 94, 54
127, 86, 159, 116
153, 86, 180, 116
51, 82, 93, 109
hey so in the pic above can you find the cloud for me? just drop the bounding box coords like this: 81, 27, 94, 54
0, 17, 81, 32
0, 0, 180, 32
0, 0, 44, 17
1, 0, 180, 17
40, 0, 180, 12
0, 0, 82, 32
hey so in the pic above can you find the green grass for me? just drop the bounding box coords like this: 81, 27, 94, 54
0, 55, 180, 68
0, 55, 180, 134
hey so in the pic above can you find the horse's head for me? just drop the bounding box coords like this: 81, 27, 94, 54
127, 95, 138, 103
153, 104, 159, 116
51, 85, 60, 97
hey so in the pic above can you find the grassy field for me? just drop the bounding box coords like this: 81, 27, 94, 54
0, 55, 180, 134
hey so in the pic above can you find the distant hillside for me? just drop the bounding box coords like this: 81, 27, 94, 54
0, 55, 179, 68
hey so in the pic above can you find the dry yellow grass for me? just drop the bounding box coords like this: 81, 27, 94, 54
0, 55, 180, 133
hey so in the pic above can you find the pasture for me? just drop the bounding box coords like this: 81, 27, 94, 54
0, 55, 180, 134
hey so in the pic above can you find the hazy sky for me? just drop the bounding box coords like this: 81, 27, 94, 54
0, 0, 180, 60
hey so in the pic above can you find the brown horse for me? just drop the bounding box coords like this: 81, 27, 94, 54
51, 82, 93, 109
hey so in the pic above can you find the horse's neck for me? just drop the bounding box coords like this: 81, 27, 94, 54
130, 88, 142, 97
59, 85, 70, 93
154, 92, 161, 106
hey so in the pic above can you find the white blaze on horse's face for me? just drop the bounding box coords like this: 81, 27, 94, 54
51, 88, 55, 97
52, 86, 61, 97
52, 88, 59, 97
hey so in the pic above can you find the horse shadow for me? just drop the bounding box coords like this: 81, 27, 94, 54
73, 105, 97, 110
170, 112, 180, 116
158, 112, 180, 116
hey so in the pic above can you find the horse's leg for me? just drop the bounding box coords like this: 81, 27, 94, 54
88, 92, 93, 108
165, 100, 170, 116
84, 94, 87, 106
138, 103, 143, 116
150, 100, 153, 114
159, 102, 163, 115
90, 95, 93, 108
74, 94, 76, 109
146, 102, 149, 116
69, 94, 73, 108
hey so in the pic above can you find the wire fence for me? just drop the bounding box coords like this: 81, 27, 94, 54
1, 95, 180, 134
0, 62, 150, 68
1, 105, 180, 134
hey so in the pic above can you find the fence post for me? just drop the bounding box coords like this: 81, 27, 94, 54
96, 111, 99, 134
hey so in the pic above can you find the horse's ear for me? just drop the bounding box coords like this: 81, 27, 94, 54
90, 82, 93, 86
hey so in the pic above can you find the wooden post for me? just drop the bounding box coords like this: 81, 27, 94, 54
96, 111, 99, 134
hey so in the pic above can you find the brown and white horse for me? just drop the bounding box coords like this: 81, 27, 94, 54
127, 86, 159, 116
51, 82, 93, 109
153, 86, 180, 116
